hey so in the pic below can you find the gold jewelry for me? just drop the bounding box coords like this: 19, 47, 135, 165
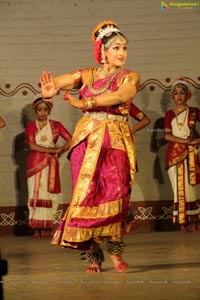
98, 66, 121, 76
39, 135, 48, 142
86, 99, 92, 109
38, 121, 47, 130
88, 75, 114, 95
88, 69, 121, 95
175, 107, 188, 130
82, 98, 97, 110
175, 105, 188, 113
82, 100, 87, 110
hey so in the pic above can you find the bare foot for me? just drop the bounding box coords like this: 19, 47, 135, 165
187, 223, 199, 233
110, 255, 128, 272
32, 230, 41, 239
181, 223, 198, 234
195, 223, 200, 233
86, 263, 101, 273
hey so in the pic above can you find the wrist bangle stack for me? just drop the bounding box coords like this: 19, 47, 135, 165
82, 97, 97, 110
43, 96, 53, 100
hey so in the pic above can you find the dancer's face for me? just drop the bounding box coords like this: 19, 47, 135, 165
173, 86, 188, 106
35, 102, 51, 121
104, 37, 127, 67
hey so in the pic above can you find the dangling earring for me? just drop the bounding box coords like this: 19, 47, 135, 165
101, 46, 106, 64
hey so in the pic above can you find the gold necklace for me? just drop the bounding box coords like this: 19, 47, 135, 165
36, 120, 48, 141
99, 66, 121, 76
88, 69, 121, 95
175, 107, 188, 130
38, 121, 47, 130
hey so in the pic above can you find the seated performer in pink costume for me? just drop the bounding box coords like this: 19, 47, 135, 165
40, 20, 140, 272
26, 95, 72, 238
164, 78, 200, 234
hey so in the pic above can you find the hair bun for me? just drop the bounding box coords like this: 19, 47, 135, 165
91, 20, 119, 42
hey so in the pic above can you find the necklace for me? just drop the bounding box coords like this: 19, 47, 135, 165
38, 121, 47, 130
36, 120, 48, 142
175, 107, 188, 130
88, 68, 121, 95
99, 66, 121, 76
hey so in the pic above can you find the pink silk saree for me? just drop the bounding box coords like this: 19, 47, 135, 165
52, 67, 140, 250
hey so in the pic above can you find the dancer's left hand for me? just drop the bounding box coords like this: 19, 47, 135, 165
63, 91, 83, 108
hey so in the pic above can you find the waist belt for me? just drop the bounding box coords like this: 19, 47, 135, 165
84, 112, 128, 122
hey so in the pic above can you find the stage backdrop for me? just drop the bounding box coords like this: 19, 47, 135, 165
0, 0, 200, 235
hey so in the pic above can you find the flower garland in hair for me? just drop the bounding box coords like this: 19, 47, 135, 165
91, 20, 119, 42
93, 38, 103, 64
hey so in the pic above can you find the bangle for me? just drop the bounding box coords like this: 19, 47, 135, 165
91, 98, 97, 109
43, 96, 53, 100
82, 97, 97, 110
82, 99, 88, 110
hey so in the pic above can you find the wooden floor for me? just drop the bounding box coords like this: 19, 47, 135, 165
1, 231, 200, 300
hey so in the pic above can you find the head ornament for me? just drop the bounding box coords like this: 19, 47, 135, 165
172, 78, 189, 89
92, 20, 121, 64
171, 78, 192, 99
92, 20, 119, 42
32, 94, 53, 111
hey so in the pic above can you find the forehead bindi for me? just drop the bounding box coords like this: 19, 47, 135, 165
174, 86, 186, 93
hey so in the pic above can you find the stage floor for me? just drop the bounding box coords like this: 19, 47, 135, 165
1, 231, 200, 300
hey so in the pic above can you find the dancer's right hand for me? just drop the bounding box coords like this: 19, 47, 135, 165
40, 71, 60, 99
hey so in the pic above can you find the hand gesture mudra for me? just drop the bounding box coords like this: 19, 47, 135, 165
63, 91, 83, 108
40, 71, 60, 99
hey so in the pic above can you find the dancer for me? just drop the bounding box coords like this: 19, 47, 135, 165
26, 95, 72, 238
164, 78, 200, 233
40, 20, 140, 272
